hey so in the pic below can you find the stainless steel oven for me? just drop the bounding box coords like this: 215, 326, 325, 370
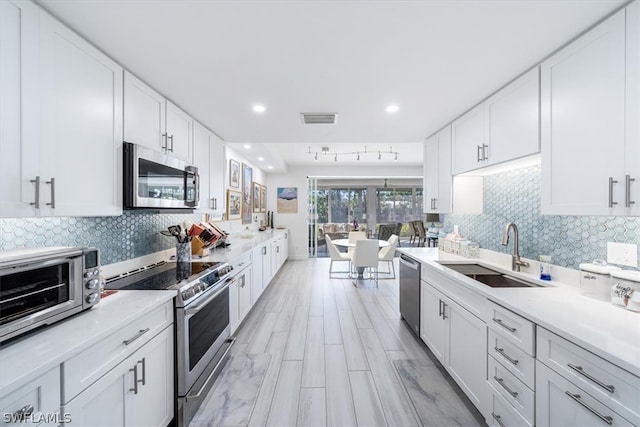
0, 247, 100, 344
175, 265, 235, 427
123, 142, 199, 210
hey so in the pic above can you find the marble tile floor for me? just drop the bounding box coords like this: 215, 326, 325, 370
189, 258, 485, 427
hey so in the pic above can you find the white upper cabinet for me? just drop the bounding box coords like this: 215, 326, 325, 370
452, 104, 485, 175
452, 67, 540, 175
485, 67, 540, 165
124, 71, 193, 163
424, 126, 452, 214
0, 0, 40, 217
165, 101, 193, 162
123, 72, 166, 153
541, 8, 629, 215
625, 1, 640, 216
193, 121, 225, 215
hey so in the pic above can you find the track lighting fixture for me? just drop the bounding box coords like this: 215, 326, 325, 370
306, 146, 399, 162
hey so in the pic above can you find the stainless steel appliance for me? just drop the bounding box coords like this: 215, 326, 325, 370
399, 254, 421, 337
123, 142, 199, 210
0, 246, 100, 344
105, 260, 234, 427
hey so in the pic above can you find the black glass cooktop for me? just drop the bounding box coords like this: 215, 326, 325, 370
105, 262, 221, 291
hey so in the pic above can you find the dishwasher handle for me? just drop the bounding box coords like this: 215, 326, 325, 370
400, 255, 420, 270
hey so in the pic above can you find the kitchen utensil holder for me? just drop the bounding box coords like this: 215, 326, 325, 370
176, 242, 191, 263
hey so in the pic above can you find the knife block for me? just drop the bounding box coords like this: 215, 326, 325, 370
191, 236, 206, 256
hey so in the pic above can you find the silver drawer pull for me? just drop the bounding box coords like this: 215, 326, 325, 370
138, 358, 146, 386
129, 365, 139, 394
494, 376, 518, 398
567, 363, 615, 393
123, 328, 150, 345
564, 391, 613, 425
492, 318, 517, 333
494, 347, 519, 366
491, 413, 506, 427
13, 404, 34, 421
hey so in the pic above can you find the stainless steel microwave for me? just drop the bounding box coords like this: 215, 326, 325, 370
0, 247, 100, 344
123, 142, 199, 210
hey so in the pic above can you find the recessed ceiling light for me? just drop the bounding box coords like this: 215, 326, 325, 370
267, 166, 273, 170
386, 105, 399, 113
252, 105, 266, 113
258, 157, 264, 161
244, 144, 251, 149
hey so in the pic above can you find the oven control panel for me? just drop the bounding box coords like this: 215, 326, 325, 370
178, 263, 233, 306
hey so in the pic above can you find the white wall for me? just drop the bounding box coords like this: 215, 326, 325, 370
266, 164, 423, 260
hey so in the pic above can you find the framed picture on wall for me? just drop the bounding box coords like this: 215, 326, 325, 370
260, 185, 267, 212
226, 190, 242, 220
242, 163, 253, 224
252, 182, 261, 213
229, 159, 240, 188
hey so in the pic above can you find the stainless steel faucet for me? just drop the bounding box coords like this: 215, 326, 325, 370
501, 222, 530, 272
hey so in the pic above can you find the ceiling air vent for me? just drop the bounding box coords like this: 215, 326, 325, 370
301, 113, 338, 125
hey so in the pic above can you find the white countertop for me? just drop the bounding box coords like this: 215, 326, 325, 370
195, 228, 287, 263
0, 290, 175, 393
397, 247, 640, 377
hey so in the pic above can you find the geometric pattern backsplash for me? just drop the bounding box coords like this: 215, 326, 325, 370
0, 211, 204, 265
443, 165, 640, 270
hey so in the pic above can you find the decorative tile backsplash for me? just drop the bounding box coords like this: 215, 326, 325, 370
443, 165, 640, 270
0, 212, 204, 265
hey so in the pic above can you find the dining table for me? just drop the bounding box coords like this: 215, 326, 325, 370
332, 238, 390, 282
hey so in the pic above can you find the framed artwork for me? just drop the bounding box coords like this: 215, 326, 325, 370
229, 159, 240, 188
260, 185, 267, 212
242, 163, 253, 224
277, 187, 298, 213
226, 190, 242, 220
252, 182, 261, 213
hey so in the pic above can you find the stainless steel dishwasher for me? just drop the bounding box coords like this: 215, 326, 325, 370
399, 254, 421, 337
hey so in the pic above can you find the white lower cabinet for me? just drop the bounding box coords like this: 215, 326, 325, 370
229, 252, 253, 334
419, 280, 487, 416
63, 326, 174, 427
536, 361, 635, 427
251, 243, 268, 304
0, 366, 60, 426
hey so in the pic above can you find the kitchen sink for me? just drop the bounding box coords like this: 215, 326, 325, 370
437, 262, 541, 288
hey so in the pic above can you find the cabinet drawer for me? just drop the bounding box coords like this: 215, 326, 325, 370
488, 387, 532, 427
63, 299, 173, 402
487, 301, 535, 356
230, 252, 252, 271
537, 327, 640, 422
488, 356, 535, 424
0, 366, 60, 426
536, 361, 635, 427
488, 329, 535, 388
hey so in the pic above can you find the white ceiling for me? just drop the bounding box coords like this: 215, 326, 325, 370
37, 0, 627, 172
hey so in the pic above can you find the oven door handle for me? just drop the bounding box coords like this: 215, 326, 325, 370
184, 278, 234, 316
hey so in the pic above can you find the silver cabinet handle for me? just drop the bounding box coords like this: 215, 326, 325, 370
491, 413, 506, 427
438, 299, 443, 318
483, 144, 489, 160
262, 246, 267, 255
625, 175, 635, 207
240, 274, 245, 288
168, 134, 174, 152
123, 328, 150, 345
564, 391, 613, 425
494, 347, 519, 366
567, 363, 614, 393
608, 177, 618, 207
277, 246, 280, 253
45, 177, 55, 208
213, 197, 217, 210
162, 132, 168, 151
477, 145, 482, 162
129, 364, 139, 394
138, 358, 146, 386
494, 376, 518, 398
492, 318, 517, 333
13, 405, 34, 421
442, 301, 447, 319
30, 176, 40, 208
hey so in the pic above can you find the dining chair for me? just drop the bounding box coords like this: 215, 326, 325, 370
348, 231, 367, 255
351, 239, 379, 287
377, 224, 396, 242
378, 234, 399, 279
414, 221, 427, 247
409, 221, 418, 246
326, 236, 352, 278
